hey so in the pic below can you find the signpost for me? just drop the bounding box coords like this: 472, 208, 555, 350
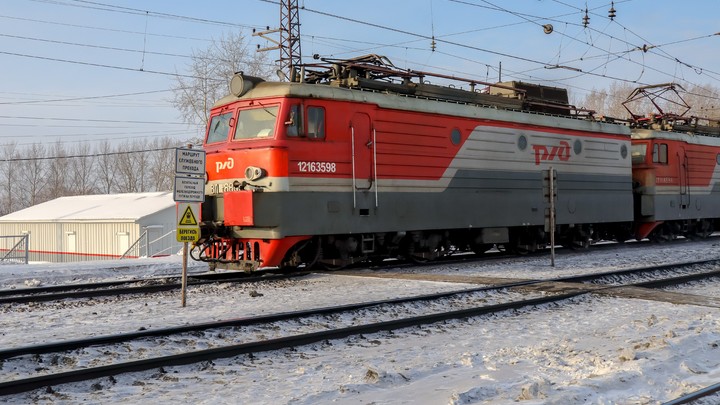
543, 167, 557, 267
174, 146, 206, 307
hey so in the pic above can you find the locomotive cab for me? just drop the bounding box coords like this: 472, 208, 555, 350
199, 81, 338, 270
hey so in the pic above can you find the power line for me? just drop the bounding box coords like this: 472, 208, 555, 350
296, 0, 720, 91
3, 144, 200, 162
0, 115, 197, 126
0, 14, 211, 42
0, 50, 210, 80
0, 89, 173, 105
0, 33, 191, 60
59, 0, 257, 29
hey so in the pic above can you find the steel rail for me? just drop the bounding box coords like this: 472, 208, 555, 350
0, 281, 535, 360
0, 272, 308, 304
662, 382, 720, 405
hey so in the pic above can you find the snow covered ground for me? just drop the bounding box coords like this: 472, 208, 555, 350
2, 240, 720, 404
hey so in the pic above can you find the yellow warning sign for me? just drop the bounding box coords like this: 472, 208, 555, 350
179, 206, 198, 226
177, 228, 200, 243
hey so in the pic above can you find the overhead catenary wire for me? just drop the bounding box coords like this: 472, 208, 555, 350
2, 144, 201, 162
31, 0, 258, 29
271, 0, 719, 89
3, 0, 719, 150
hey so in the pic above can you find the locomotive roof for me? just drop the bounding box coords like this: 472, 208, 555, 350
213, 81, 631, 137
632, 128, 720, 146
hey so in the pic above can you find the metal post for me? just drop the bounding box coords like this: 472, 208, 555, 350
549, 167, 556, 267
144, 231, 149, 258
181, 241, 188, 307
24, 234, 29, 265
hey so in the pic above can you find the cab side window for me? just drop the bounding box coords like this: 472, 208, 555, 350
307, 106, 325, 139
652, 143, 668, 164
286, 105, 302, 137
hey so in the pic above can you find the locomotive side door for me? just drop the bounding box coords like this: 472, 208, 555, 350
350, 113, 376, 209
678, 147, 689, 210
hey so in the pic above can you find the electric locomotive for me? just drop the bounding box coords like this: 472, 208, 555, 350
628, 84, 720, 241
192, 55, 637, 271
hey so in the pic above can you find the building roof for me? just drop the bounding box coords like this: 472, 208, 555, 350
0, 192, 176, 222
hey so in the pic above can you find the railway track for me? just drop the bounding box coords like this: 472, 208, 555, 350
663, 383, 720, 404
0, 271, 308, 304
2, 259, 720, 397
3, 236, 709, 306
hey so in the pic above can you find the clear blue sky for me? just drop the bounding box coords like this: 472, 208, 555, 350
1, 0, 719, 148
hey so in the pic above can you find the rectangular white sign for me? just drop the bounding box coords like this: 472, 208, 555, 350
175, 148, 206, 176
173, 176, 205, 202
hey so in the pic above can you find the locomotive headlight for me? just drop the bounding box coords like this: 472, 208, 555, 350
245, 166, 266, 181
230, 73, 265, 97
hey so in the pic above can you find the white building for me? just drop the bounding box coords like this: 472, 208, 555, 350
0, 192, 184, 263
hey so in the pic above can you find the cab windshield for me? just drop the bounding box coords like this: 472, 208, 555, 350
206, 112, 233, 144
234, 106, 279, 140
631, 143, 647, 164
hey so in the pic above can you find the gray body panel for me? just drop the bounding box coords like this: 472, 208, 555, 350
224, 170, 633, 239
639, 185, 720, 222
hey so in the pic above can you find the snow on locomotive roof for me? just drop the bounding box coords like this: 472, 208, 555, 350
0, 192, 175, 222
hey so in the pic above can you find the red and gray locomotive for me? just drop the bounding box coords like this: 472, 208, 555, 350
191, 55, 720, 271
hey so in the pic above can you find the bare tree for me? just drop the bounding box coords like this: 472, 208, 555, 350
68, 143, 97, 195
684, 83, 720, 119
147, 137, 178, 192
95, 141, 118, 194
0, 142, 19, 215
573, 81, 638, 119
115, 139, 156, 193
45, 141, 70, 200
18, 143, 48, 207
171, 31, 274, 128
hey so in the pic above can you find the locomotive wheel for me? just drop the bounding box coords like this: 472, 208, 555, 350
405, 243, 430, 263
279, 237, 321, 270
612, 226, 634, 243
693, 220, 713, 239
650, 224, 674, 243
471, 243, 494, 255
402, 232, 447, 263
561, 226, 591, 250
319, 258, 350, 271
511, 229, 539, 255
566, 234, 590, 250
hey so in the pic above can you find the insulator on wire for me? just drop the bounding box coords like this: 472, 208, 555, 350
582, 8, 590, 27
609, 1, 616, 20
431, 36, 436, 52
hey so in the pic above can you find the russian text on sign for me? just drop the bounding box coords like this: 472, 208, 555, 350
175, 148, 206, 176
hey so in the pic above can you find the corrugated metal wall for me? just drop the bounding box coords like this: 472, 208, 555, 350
0, 206, 183, 263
